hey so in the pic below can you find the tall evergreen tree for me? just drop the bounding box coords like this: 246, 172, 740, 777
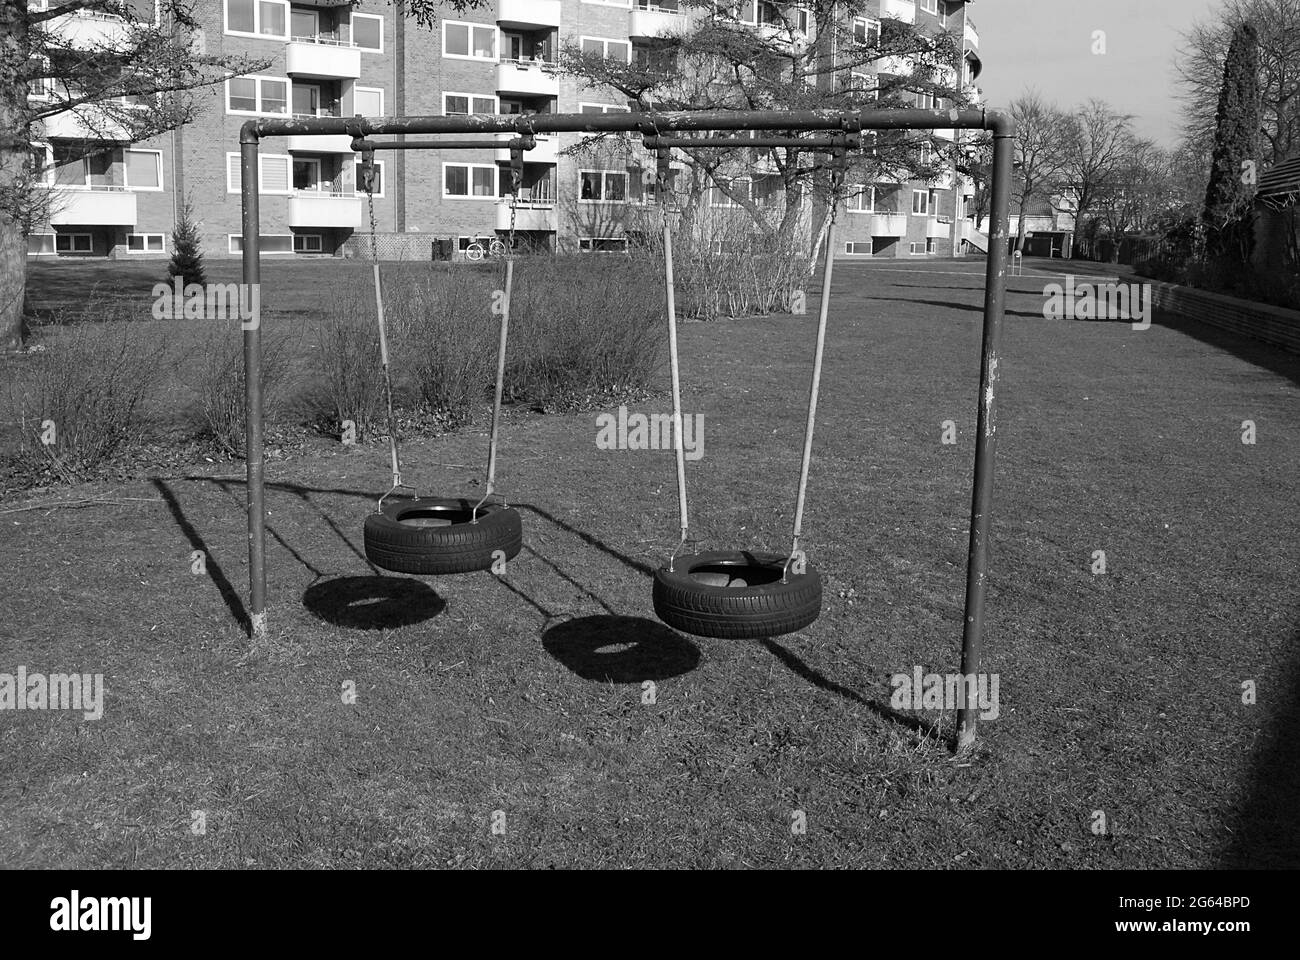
1201, 21, 1262, 263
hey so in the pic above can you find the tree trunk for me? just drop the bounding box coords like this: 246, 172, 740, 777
1, 0, 31, 350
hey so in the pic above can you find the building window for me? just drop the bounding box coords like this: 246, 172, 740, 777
926, 237, 940, 254
579, 170, 627, 202
579, 102, 631, 113
912, 189, 934, 215
354, 158, 385, 197
580, 237, 628, 253
124, 149, 162, 191
444, 163, 497, 198
126, 233, 165, 253
226, 153, 293, 194
443, 20, 497, 60
443, 93, 498, 116
227, 75, 289, 116
580, 37, 631, 61
844, 241, 873, 255
920, 0, 939, 14
914, 90, 936, 110
229, 235, 295, 255
224, 0, 289, 40
294, 233, 324, 253
909, 241, 926, 255
353, 86, 384, 117
56, 233, 94, 253
853, 17, 880, 46
351, 12, 383, 52
848, 186, 875, 212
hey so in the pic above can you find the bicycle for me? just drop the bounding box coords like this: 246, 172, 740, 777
464, 237, 508, 262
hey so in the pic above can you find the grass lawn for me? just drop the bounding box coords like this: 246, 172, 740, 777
1, 256, 1298, 868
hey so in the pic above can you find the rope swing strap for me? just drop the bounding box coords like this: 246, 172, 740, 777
654, 142, 691, 572
472, 135, 530, 521
785, 139, 849, 581
362, 146, 415, 510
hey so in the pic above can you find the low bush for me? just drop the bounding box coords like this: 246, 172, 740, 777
192, 324, 293, 457
7, 318, 167, 481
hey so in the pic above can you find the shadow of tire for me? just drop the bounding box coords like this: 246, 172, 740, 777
303, 576, 445, 630
542, 615, 701, 683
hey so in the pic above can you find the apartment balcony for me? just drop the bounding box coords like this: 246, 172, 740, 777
870, 214, 907, 236
496, 59, 560, 97
39, 105, 133, 141
495, 133, 557, 165
288, 193, 365, 228
928, 218, 952, 239
629, 5, 690, 40
875, 55, 912, 78
48, 10, 132, 50
881, 0, 917, 24
498, 0, 561, 29
964, 19, 979, 50
496, 199, 557, 232
285, 38, 362, 80
49, 187, 137, 226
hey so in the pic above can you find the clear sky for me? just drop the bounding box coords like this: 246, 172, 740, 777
969, 0, 1226, 145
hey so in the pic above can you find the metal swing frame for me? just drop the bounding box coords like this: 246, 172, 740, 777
238, 107, 1016, 750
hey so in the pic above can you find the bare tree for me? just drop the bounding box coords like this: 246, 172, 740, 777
560, 0, 972, 271
1008, 90, 1076, 252
1063, 98, 1133, 256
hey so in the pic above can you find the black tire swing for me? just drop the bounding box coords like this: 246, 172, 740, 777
359, 146, 523, 574
644, 135, 847, 639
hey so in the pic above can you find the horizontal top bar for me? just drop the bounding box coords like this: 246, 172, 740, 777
242, 108, 1014, 143
642, 134, 860, 151
350, 136, 536, 152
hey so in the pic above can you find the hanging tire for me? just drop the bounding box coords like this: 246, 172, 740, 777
364, 497, 522, 575
652, 550, 822, 639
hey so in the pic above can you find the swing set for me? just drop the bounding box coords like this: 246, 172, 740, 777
237, 107, 1016, 749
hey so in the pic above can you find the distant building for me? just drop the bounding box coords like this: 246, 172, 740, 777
26, 0, 986, 261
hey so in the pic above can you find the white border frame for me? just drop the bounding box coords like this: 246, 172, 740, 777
126, 232, 166, 254
226, 152, 295, 195
579, 36, 632, 62
353, 156, 386, 198
228, 234, 296, 255
442, 161, 498, 200
225, 74, 291, 117
442, 91, 500, 116
223, 0, 290, 41
123, 148, 163, 192
441, 19, 498, 61
350, 11, 384, 53
579, 169, 629, 204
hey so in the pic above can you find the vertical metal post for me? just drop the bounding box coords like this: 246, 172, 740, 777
658, 148, 689, 569
239, 134, 267, 640
956, 130, 1014, 751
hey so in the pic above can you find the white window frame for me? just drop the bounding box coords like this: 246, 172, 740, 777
909, 241, 926, 255
580, 36, 632, 62
920, 0, 939, 14
579, 102, 632, 114
911, 188, 931, 215
844, 241, 873, 255
353, 85, 385, 117
926, 237, 940, 254
848, 185, 875, 213
226, 152, 295, 195
443, 92, 499, 116
56, 232, 94, 254
228, 234, 295, 255
442, 20, 498, 61
293, 233, 324, 253
226, 74, 290, 117
223, 0, 290, 41
579, 169, 629, 203
126, 232, 166, 254
354, 157, 385, 198
443, 162, 498, 199
853, 17, 881, 45
123, 148, 163, 192
350, 11, 384, 53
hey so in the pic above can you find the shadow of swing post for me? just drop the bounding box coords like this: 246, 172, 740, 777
238, 107, 1017, 754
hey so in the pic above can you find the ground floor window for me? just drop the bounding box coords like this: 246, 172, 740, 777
844, 241, 873, 255
127, 233, 166, 253
229, 234, 294, 255
579, 237, 627, 253
293, 233, 324, 253
56, 233, 94, 253
909, 241, 927, 255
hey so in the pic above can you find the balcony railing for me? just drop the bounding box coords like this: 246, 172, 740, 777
290, 34, 357, 48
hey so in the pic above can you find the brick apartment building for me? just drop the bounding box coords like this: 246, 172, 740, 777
26, 0, 985, 261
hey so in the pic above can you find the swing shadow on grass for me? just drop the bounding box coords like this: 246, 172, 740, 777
303, 575, 446, 630
542, 615, 700, 683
